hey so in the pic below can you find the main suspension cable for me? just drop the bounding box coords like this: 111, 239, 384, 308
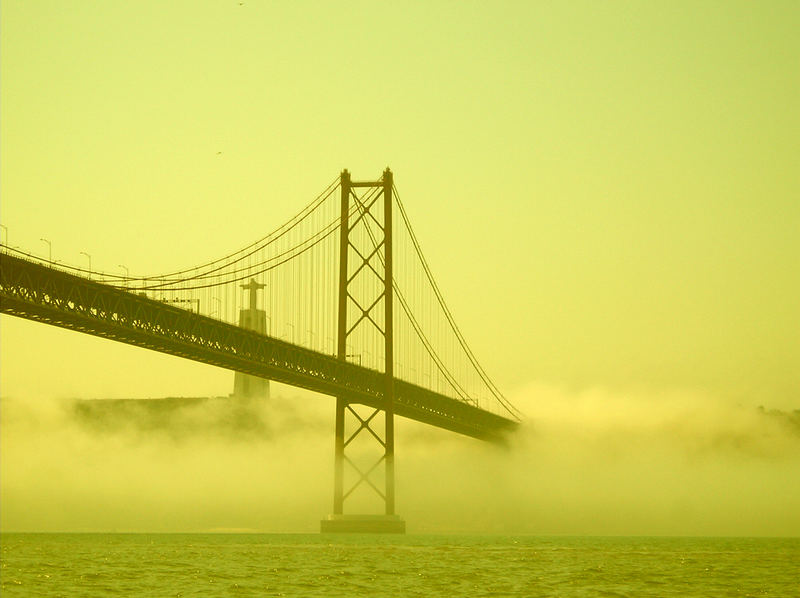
348, 186, 473, 403
393, 184, 522, 419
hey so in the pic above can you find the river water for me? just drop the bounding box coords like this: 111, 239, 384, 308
1, 533, 798, 597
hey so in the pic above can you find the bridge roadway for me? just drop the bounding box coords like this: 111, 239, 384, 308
0, 252, 518, 441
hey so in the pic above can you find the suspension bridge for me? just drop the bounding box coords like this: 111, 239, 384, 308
0, 168, 521, 532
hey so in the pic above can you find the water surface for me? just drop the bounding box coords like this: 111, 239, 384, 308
2, 534, 798, 597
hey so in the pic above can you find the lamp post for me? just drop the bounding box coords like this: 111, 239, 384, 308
80, 251, 92, 279
40, 238, 51, 262
119, 265, 129, 288
0, 224, 8, 246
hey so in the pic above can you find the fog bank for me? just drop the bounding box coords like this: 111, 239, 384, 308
2, 384, 798, 535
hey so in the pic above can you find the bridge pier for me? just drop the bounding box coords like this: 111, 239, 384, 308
321, 168, 405, 533
320, 514, 405, 534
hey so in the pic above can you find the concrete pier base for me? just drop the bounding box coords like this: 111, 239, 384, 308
320, 514, 406, 534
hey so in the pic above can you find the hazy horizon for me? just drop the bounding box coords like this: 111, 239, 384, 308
2, 1, 798, 537
2, 384, 798, 536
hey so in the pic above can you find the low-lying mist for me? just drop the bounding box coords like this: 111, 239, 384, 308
1, 383, 798, 536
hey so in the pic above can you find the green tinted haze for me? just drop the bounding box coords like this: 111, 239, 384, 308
1, 1, 798, 534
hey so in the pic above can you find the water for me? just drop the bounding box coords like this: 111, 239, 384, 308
1, 534, 798, 597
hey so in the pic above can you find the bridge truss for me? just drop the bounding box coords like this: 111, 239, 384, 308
0, 168, 521, 532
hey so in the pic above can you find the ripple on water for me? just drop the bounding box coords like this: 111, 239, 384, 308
1, 534, 799, 597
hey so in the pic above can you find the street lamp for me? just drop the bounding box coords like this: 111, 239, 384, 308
80, 251, 91, 278
0, 224, 8, 246
40, 238, 51, 262
118, 265, 129, 288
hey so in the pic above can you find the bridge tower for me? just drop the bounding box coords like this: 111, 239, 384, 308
233, 278, 270, 399
320, 168, 405, 533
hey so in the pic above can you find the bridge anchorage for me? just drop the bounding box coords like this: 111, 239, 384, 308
0, 167, 522, 534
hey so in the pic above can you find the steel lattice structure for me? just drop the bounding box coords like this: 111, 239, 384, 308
1, 169, 522, 532
0, 251, 517, 442
332, 169, 396, 520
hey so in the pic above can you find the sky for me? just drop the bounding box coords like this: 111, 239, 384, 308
1, 1, 799, 534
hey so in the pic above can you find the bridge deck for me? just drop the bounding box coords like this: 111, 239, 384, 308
0, 252, 518, 441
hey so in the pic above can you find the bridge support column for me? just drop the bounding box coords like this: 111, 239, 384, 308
383, 167, 396, 517
333, 397, 345, 515
321, 167, 405, 534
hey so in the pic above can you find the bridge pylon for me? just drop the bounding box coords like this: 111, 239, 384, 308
320, 168, 405, 534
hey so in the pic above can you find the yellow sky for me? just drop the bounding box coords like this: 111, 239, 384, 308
1, 1, 798, 408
